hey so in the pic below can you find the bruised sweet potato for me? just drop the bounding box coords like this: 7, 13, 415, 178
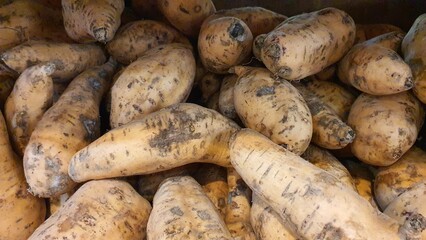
374, 147, 426, 210
5, 63, 55, 156
106, 20, 190, 64
348, 92, 424, 166
230, 128, 401, 239
261, 7, 356, 80
202, 7, 287, 37
29, 180, 152, 240
233, 67, 312, 155
69, 103, 240, 182
62, 0, 125, 43
23, 59, 117, 198
1, 41, 106, 82
0, 111, 46, 240
0, 0, 71, 52
158, 0, 216, 38
218, 74, 238, 120
110, 43, 195, 128
252, 34, 266, 60
198, 17, 253, 74
147, 176, 232, 239
402, 14, 426, 104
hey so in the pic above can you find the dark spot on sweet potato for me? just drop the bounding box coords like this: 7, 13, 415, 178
197, 210, 211, 220
264, 44, 282, 59
342, 14, 352, 24
317, 8, 333, 16
402, 211, 426, 234
315, 223, 345, 240
256, 86, 275, 97
26, 59, 41, 67
277, 66, 292, 77
179, 4, 189, 14
15, 188, 27, 199
88, 77, 101, 90
228, 22, 245, 41
404, 77, 413, 89
80, 115, 99, 142
193, 5, 201, 13
0, 15, 11, 24
170, 206, 184, 216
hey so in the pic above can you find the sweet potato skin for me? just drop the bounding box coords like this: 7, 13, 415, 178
261, 7, 356, 80
23, 59, 117, 197
218, 74, 238, 120
147, 176, 232, 239
29, 180, 152, 240
199, 72, 221, 103
348, 92, 424, 166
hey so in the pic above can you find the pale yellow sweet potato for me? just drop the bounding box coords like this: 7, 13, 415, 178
261, 8, 355, 80
218, 74, 238, 120
29, 180, 152, 240
106, 20, 190, 64
110, 43, 195, 128
233, 67, 312, 155
62, 0, 125, 43
147, 176, 232, 239
5, 63, 55, 156
0, 110, 46, 240
348, 92, 424, 166
230, 128, 401, 239
69, 103, 240, 182
1, 41, 106, 82
24, 59, 117, 197
198, 17, 253, 74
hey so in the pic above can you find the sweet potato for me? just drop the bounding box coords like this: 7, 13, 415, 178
402, 14, 426, 104
5, 63, 55, 156
252, 34, 266, 60
374, 147, 426, 210
302, 145, 356, 190
250, 194, 298, 240
110, 43, 195, 128
200, 72, 221, 103
52, 82, 68, 103
356, 24, 404, 43
261, 8, 355, 80
348, 92, 424, 166
158, 0, 216, 38
202, 7, 287, 37
0, 111, 46, 240
384, 182, 426, 240
1, 41, 106, 82
233, 67, 312, 155
198, 17, 253, 74
62, 0, 125, 43
303, 78, 355, 120
147, 176, 232, 239
23, 59, 117, 198
225, 168, 256, 239
338, 32, 412, 95
69, 103, 240, 182
48, 192, 72, 216
106, 20, 190, 64
294, 84, 355, 149
29, 180, 152, 240
0, 0, 71, 52
218, 74, 238, 120
230, 128, 401, 239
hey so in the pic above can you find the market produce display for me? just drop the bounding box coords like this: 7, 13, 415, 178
0, 0, 425, 239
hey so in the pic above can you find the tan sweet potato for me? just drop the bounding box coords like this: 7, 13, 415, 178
225, 168, 256, 240
202, 7, 287, 37
338, 32, 412, 95
348, 92, 424, 166
384, 182, 426, 240
5, 63, 55, 156
375, 147, 426, 210
48, 191, 73, 216
356, 24, 404, 43
147, 176, 232, 239
402, 14, 426, 104
52, 82, 68, 103
62, 0, 125, 43
252, 34, 266, 60
29, 180, 152, 240
106, 20, 190, 64
218, 74, 238, 120
250, 194, 298, 240
233, 67, 312, 155
230, 128, 401, 239
312, 64, 337, 81
261, 8, 355, 80
0, 0, 72, 52
200, 72, 222, 103
303, 78, 356, 120
158, 0, 216, 38
69, 103, 240, 182
110, 43, 195, 128
198, 17, 253, 74
1, 41, 106, 82
294, 84, 355, 149
23, 59, 117, 198
0, 110, 46, 240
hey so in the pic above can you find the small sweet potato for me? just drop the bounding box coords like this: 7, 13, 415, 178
147, 176, 232, 239
29, 180, 152, 240
62, 0, 125, 43
198, 17, 253, 74
218, 74, 238, 120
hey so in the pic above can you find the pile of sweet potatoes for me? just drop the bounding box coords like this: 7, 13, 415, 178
0, 0, 425, 239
